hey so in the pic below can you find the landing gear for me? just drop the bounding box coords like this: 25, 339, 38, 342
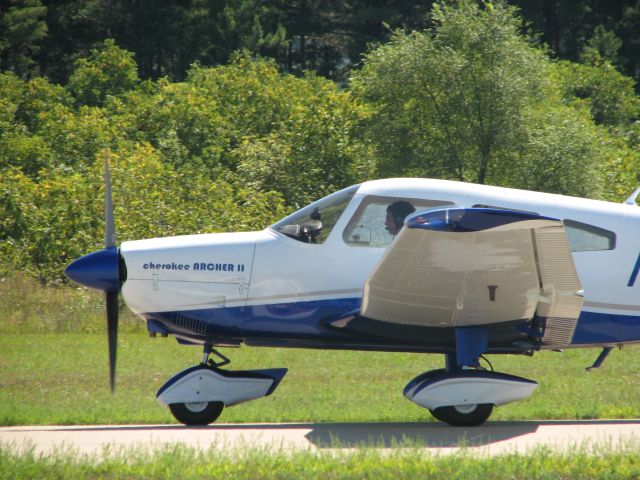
166, 345, 228, 425
404, 353, 537, 427
169, 401, 224, 426
430, 403, 494, 427
157, 343, 288, 426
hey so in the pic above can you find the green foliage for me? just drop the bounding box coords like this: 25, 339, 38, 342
352, 0, 638, 197
213, 0, 288, 58
0, 73, 77, 175
0, 131, 52, 176
353, 1, 541, 182
35, 105, 117, 169
0, 165, 101, 281
556, 59, 640, 127
595, 130, 640, 202
1, 11, 640, 283
504, 104, 598, 196
67, 39, 140, 107
2, 48, 375, 282
552, 59, 640, 200
0, 0, 47, 78
129, 55, 375, 207
2, 0, 640, 95
198, 56, 374, 206
15, 76, 73, 132
0, 72, 25, 132
0, 146, 286, 281
581, 25, 624, 66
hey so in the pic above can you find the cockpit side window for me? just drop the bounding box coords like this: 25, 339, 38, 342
564, 219, 616, 252
270, 185, 360, 244
343, 195, 455, 247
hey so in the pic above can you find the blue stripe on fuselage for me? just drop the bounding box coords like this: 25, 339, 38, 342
144, 297, 362, 342
143, 297, 640, 349
570, 310, 640, 345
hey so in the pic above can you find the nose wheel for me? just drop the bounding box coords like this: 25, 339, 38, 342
158, 344, 289, 426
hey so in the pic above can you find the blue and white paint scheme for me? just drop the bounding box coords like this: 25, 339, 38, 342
65, 176, 640, 427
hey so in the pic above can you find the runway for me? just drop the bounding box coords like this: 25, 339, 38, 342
2, 420, 640, 457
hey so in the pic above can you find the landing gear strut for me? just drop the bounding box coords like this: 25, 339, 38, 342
157, 343, 288, 426
201, 343, 231, 368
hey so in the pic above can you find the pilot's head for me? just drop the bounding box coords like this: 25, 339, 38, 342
385, 201, 416, 236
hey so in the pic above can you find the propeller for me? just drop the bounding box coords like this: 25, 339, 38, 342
64, 148, 122, 393
104, 149, 118, 392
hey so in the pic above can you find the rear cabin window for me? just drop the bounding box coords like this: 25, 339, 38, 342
343, 196, 455, 248
473, 204, 616, 252
564, 219, 616, 252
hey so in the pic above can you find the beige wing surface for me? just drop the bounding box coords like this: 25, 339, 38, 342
360, 209, 583, 348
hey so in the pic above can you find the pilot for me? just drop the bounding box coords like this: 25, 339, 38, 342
385, 201, 416, 236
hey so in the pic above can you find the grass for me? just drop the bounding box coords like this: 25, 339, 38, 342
0, 276, 143, 335
2, 334, 640, 426
2, 444, 640, 479
1, 275, 640, 426
2, 276, 640, 478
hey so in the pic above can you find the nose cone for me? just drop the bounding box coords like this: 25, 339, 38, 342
65, 247, 121, 292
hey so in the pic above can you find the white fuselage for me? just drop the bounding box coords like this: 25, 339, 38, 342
120, 178, 640, 348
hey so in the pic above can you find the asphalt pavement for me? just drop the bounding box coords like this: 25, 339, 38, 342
2, 420, 640, 457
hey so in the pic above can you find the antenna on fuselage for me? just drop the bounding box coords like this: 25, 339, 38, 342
624, 186, 640, 206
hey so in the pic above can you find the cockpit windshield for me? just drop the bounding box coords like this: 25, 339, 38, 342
270, 185, 360, 243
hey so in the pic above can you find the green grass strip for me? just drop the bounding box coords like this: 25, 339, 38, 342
2, 444, 640, 480
2, 331, 640, 425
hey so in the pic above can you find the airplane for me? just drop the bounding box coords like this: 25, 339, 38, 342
65, 158, 640, 427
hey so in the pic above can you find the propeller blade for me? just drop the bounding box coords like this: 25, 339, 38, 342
105, 148, 117, 392
66, 148, 121, 392
104, 149, 116, 249
106, 291, 118, 393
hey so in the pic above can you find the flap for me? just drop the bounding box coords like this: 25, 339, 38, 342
361, 208, 583, 344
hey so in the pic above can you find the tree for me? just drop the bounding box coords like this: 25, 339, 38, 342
0, 52, 375, 281
581, 25, 624, 66
0, 144, 287, 282
66, 38, 139, 107
555, 59, 640, 127
0, 0, 47, 78
129, 55, 374, 207
351, 0, 628, 197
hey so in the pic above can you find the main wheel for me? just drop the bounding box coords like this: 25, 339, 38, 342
430, 403, 494, 427
169, 401, 224, 426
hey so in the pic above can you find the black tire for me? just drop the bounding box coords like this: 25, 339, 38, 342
169, 401, 224, 426
430, 403, 494, 427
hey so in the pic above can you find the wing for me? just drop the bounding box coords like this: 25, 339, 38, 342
336, 208, 583, 349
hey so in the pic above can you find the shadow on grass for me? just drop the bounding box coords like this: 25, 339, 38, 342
7, 419, 640, 449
